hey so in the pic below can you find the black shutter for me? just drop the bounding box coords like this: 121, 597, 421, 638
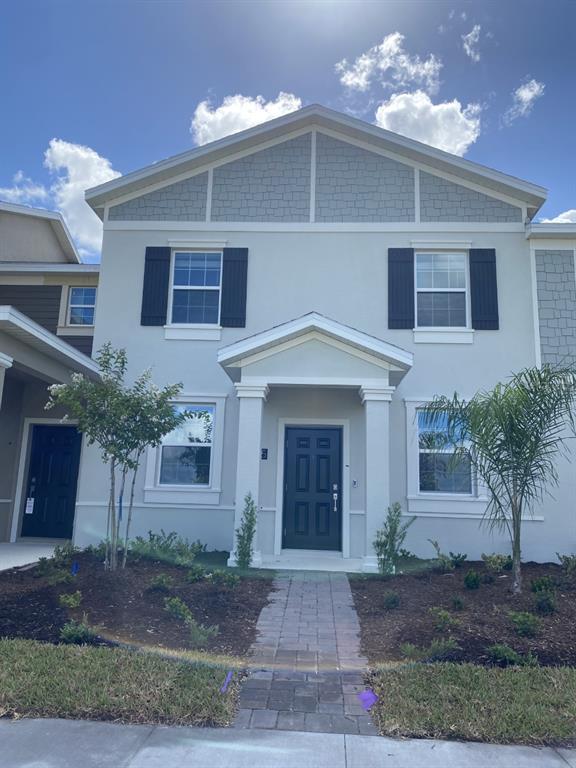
388, 248, 415, 329
140, 247, 171, 326
221, 248, 248, 327
469, 249, 499, 330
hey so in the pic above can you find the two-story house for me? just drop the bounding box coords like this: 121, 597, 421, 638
75, 104, 575, 570
0, 201, 99, 544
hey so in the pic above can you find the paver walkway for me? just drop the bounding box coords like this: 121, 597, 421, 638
235, 571, 377, 735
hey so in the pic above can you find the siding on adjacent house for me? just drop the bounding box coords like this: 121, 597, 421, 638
0, 211, 70, 262
420, 172, 523, 223
59, 335, 94, 356
315, 133, 415, 222
211, 134, 311, 222
108, 173, 208, 221
0, 285, 62, 333
535, 249, 576, 365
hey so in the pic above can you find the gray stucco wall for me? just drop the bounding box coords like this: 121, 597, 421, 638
535, 249, 576, 365
211, 134, 311, 222
315, 133, 414, 222
0, 212, 70, 263
108, 172, 208, 221
420, 171, 523, 223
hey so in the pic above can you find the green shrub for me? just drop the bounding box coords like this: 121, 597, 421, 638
58, 591, 82, 609
84, 541, 107, 559
373, 502, 415, 575
186, 564, 206, 583
428, 539, 455, 573
35, 557, 54, 577
53, 542, 79, 568
451, 595, 465, 611
509, 611, 541, 637
481, 553, 513, 573
399, 637, 460, 662
208, 569, 240, 588
557, 553, 576, 579
429, 607, 460, 632
60, 617, 96, 645
482, 572, 495, 584
398, 548, 417, 561
449, 552, 468, 569
130, 530, 205, 567
164, 596, 193, 623
234, 492, 257, 569
464, 569, 481, 590
530, 576, 556, 593
533, 591, 556, 615
147, 574, 174, 593
187, 618, 219, 649
47, 569, 74, 586
383, 591, 400, 610
486, 643, 538, 667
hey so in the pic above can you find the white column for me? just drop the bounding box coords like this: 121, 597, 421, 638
360, 385, 394, 572
227, 382, 268, 567
0, 353, 13, 410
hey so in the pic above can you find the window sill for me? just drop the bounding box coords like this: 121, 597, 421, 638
143, 486, 221, 505
413, 328, 474, 344
407, 493, 488, 518
57, 325, 95, 336
164, 325, 222, 341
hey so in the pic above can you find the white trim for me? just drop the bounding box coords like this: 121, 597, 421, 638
310, 129, 317, 223
359, 385, 395, 403
528, 223, 576, 239
242, 375, 389, 388
143, 394, 227, 506
103, 220, 526, 234
414, 168, 420, 225
164, 326, 222, 341
205, 168, 213, 223
414, 250, 470, 332
218, 312, 413, 370
411, 240, 472, 249
0, 352, 13, 369
235, 383, 269, 399
530, 247, 543, 368
10, 418, 80, 543
66, 285, 97, 327
274, 417, 351, 558
167, 238, 228, 249
413, 328, 474, 344
0, 263, 99, 274
56, 325, 95, 337
166, 248, 223, 328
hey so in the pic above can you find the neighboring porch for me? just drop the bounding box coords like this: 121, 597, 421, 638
0, 306, 98, 544
218, 313, 413, 572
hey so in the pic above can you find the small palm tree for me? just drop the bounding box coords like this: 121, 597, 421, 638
422, 365, 576, 594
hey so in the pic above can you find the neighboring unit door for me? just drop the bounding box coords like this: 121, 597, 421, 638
20, 425, 82, 539
283, 426, 342, 551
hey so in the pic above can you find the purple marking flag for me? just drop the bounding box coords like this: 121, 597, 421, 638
220, 671, 234, 694
357, 689, 379, 710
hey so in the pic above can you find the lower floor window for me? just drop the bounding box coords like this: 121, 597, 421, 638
418, 410, 473, 494
159, 404, 215, 486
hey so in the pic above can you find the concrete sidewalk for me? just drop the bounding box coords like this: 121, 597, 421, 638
0, 719, 574, 768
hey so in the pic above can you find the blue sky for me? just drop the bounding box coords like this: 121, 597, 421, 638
1, 0, 574, 259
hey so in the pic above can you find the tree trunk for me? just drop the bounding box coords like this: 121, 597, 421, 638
511, 498, 522, 594
121, 453, 141, 569
109, 460, 117, 571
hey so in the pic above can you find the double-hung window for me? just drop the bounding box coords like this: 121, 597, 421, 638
159, 404, 215, 486
68, 287, 97, 325
418, 410, 473, 494
171, 251, 222, 325
416, 252, 467, 328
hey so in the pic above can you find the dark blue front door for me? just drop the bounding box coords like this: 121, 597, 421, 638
21, 425, 82, 539
283, 427, 342, 551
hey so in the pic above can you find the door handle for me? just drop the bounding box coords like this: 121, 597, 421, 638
332, 491, 338, 512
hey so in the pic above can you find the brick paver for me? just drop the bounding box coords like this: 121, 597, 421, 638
235, 571, 377, 735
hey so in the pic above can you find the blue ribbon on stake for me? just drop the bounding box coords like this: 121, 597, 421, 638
220, 671, 234, 694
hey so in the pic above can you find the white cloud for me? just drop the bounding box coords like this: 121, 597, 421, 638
191, 93, 302, 146
0, 171, 49, 204
503, 78, 545, 125
335, 32, 442, 94
462, 25, 482, 62
0, 140, 120, 259
374, 91, 481, 156
542, 209, 576, 224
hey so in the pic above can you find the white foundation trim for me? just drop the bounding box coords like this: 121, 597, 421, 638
0, 352, 13, 369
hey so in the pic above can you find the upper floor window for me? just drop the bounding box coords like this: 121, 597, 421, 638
416, 252, 467, 328
170, 251, 222, 325
68, 287, 96, 325
159, 404, 215, 486
418, 410, 472, 494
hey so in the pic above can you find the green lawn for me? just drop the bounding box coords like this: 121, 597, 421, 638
0, 638, 237, 726
369, 662, 576, 746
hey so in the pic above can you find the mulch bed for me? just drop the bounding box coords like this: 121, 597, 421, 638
0, 552, 274, 657
350, 561, 576, 666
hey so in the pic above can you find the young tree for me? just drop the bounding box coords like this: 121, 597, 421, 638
47, 343, 185, 570
422, 365, 576, 594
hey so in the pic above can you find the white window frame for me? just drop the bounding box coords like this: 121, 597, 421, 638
67, 286, 97, 327
413, 251, 474, 344
166, 249, 223, 329
404, 398, 487, 517
143, 394, 227, 505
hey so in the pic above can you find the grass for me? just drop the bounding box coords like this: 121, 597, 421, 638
0, 638, 238, 726
369, 662, 576, 746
